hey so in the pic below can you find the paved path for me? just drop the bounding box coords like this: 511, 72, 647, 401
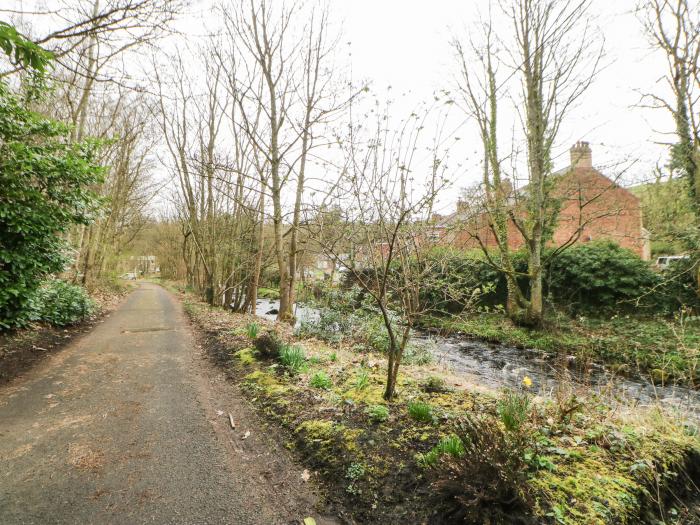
0, 283, 328, 525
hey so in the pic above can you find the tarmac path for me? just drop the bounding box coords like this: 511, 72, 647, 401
0, 283, 332, 525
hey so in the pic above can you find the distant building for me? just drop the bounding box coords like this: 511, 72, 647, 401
436, 142, 651, 260
130, 255, 158, 275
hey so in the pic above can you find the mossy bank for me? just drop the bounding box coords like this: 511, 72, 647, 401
178, 288, 700, 524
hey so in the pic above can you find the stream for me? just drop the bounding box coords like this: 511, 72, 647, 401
254, 299, 700, 420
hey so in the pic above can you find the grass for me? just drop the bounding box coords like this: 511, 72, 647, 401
354, 370, 370, 390
278, 344, 306, 373
245, 322, 260, 339
497, 390, 531, 432
422, 312, 700, 387
417, 434, 465, 467
310, 370, 332, 389
366, 404, 389, 423
407, 401, 435, 423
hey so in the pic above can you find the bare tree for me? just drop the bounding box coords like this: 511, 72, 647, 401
219, 0, 346, 322
452, 0, 603, 327
640, 0, 699, 243
317, 97, 454, 400
453, 23, 524, 320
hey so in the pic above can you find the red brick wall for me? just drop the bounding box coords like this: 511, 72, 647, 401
446, 168, 646, 258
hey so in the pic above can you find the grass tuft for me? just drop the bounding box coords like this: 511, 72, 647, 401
245, 321, 260, 339
418, 434, 465, 467
354, 370, 370, 390
497, 390, 531, 432
310, 370, 333, 389
279, 344, 306, 373
408, 401, 435, 423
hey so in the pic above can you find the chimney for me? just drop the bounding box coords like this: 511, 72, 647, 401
570, 141, 592, 169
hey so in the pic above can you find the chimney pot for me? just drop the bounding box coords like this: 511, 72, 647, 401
570, 141, 592, 169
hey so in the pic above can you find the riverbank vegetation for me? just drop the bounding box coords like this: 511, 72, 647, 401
178, 285, 700, 524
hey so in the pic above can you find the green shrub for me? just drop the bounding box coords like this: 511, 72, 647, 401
278, 344, 306, 373
415, 242, 678, 316
296, 305, 358, 344
403, 342, 434, 365
245, 321, 260, 339
0, 76, 103, 330
418, 434, 465, 467
547, 241, 661, 314
310, 370, 332, 389
254, 331, 282, 358
422, 375, 448, 393
408, 401, 435, 423
656, 257, 700, 312
497, 390, 531, 432
354, 370, 370, 390
413, 247, 503, 314
28, 280, 95, 326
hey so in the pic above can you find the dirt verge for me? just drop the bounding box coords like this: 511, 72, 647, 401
0, 287, 128, 385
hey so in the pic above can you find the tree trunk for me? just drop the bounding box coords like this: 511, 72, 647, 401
247, 191, 265, 315
525, 244, 543, 327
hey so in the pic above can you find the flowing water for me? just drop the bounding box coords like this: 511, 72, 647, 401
254, 299, 700, 420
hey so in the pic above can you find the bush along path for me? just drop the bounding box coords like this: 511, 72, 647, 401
178, 289, 700, 525
0, 281, 129, 384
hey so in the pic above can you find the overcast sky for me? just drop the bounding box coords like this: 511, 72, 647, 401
6, 0, 678, 214
332, 0, 671, 182
185, 0, 676, 213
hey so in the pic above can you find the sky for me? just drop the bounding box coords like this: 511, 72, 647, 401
329, 0, 673, 194
4, 0, 679, 216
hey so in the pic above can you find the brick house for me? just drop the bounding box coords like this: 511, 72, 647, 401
436, 142, 651, 260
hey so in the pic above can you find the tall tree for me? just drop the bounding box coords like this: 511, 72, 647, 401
453, 0, 603, 327
641, 0, 700, 236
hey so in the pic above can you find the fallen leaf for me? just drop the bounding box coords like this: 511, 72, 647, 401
242, 430, 250, 439
301, 469, 311, 482
303, 518, 316, 525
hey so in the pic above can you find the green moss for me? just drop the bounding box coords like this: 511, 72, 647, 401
244, 370, 290, 397
257, 287, 280, 300
530, 456, 642, 524
527, 415, 699, 524
235, 347, 256, 365
295, 419, 363, 469
342, 384, 386, 405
